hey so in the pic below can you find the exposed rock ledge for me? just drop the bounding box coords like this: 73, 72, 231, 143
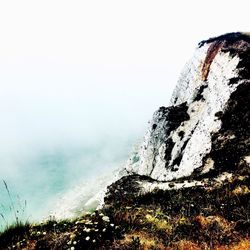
106, 32, 250, 195
99, 32, 250, 248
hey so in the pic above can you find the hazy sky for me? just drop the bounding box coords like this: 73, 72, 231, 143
0, 0, 249, 151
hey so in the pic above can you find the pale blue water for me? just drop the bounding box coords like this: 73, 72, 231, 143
0, 65, 174, 231
0, 136, 138, 231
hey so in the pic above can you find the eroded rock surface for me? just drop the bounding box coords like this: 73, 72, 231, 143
109, 32, 250, 194
100, 33, 250, 249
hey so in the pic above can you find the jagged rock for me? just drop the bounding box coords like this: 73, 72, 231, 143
100, 33, 250, 249
106, 32, 250, 198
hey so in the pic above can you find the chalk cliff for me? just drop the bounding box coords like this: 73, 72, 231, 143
100, 32, 250, 248
115, 32, 250, 191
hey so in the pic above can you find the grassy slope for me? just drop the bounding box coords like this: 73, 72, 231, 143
0, 171, 249, 250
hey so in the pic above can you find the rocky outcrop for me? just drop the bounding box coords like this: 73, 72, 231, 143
1, 33, 249, 250
100, 32, 250, 249
120, 32, 250, 190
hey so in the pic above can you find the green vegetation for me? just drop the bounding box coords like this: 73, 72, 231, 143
0, 181, 28, 235
0, 171, 249, 249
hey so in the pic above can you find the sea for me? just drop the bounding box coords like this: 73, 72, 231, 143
0, 67, 175, 231
0, 135, 137, 230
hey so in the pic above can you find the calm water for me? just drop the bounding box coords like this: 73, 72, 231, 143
0, 67, 175, 231
0, 135, 138, 230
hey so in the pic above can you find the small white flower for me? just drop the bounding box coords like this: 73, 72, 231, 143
83, 227, 91, 232
102, 216, 110, 222
70, 247, 75, 250
73, 241, 77, 245
93, 239, 96, 243
102, 228, 106, 232
85, 236, 90, 241
110, 223, 114, 227
43, 232, 46, 235
95, 229, 99, 232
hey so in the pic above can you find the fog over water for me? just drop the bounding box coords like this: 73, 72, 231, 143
0, 64, 177, 227
0, 0, 248, 229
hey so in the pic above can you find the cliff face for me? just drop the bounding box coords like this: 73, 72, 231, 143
1, 33, 249, 250
123, 32, 250, 185
101, 32, 250, 249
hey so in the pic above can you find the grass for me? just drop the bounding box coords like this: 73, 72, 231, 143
0, 173, 249, 249
102, 173, 250, 249
0, 179, 30, 250
0, 221, 30, 247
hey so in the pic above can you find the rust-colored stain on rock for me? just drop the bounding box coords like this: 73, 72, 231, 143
201, 36, 250, 82
201, 41, 223, 81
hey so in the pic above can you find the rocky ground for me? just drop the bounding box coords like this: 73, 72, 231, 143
0, 168, 249, 249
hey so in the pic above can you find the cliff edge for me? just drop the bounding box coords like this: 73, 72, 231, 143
102, 32, 250, 249
123, 32, 250, 183
0, 32, 249, 250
